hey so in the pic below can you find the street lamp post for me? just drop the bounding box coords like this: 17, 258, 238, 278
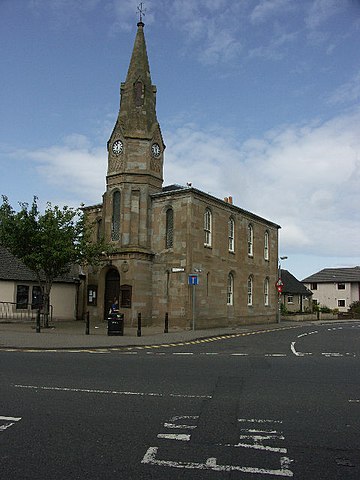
277, 256, 288, 323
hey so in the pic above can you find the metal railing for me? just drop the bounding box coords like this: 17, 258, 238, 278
0, 301, 53, 324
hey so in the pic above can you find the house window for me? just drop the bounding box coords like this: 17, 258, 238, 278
310, 283, 317, 290
204, 208, 212, 247
16, 285, 29, 309
338, 299, 346, 307
31, 286, 43, 309
111, 190, 121, 241
248, 224, 253, 257
264, 278, 269, 306
228, 218, 235, 252
120, 284, 132, 308
247, 276, 253, 306
87, 285, 98, 306
287, 295, 294, 304
165, 208, 174, 248
227, 273, 234, 305
337, 283, 345, 290
264, 231, 269, 260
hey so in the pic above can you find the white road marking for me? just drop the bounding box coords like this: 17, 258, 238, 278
157, 433, 190, 441
13, 384, 212, 399
0, 415, 22, 432
173, 352, 193, 355
290, 342, 302, 357
0, 416, 21, 422
163, 422, 197, 430
265, 354, 287, 357
349, 399, 360, 403
226, 441, 287, 453
238, 418, 282, 424
142, 415, 294, 476
141, 447, 294, 476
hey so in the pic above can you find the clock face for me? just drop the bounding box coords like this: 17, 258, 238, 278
151, 143, 161, 158
112, 140, 123, 155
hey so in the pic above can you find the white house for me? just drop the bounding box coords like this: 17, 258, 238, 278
0, 246, 81, 322
302, 267, 360, 312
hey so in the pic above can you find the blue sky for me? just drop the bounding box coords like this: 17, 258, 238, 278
1, 0, 360, 280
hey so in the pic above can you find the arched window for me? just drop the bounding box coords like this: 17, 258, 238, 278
134, 80, 144, 106
165, 208, 174, 248
248, 224, 253, 257
228, 217, 235, 252
111, 191, 120, 241
227, 273, 234, 305
204, 208, 212, 247
264, 231, 269, 260
247, 275, 253, 306
264, 278, 269, 306
96, 218, 103, 242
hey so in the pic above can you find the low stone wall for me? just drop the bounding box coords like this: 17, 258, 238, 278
282, 313, 338, 322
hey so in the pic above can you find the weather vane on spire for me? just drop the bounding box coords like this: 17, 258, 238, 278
137, 2, 146, 23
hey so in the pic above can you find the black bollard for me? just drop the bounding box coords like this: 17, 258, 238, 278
85, 312, 90, 335
164, 312, 168, 333
36, 309, 41, 333
137, 312, 142, 337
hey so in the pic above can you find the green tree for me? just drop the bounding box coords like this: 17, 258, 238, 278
0, 196, 108, 326
348, 301, 360, 317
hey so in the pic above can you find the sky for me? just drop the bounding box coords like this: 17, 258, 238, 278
1, 0, 360, 281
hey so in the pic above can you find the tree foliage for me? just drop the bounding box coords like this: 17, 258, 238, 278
0, 195, 108, 324
348, 301, 360, 316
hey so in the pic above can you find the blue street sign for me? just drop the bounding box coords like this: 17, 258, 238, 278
188, 274, 199, 285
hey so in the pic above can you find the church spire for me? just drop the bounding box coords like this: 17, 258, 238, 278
107, 15, 165, 190
117, 19, 158, 140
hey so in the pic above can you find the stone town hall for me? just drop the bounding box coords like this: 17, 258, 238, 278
83, 20, 280, 329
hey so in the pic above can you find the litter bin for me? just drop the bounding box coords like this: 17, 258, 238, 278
107, 313, 124, 336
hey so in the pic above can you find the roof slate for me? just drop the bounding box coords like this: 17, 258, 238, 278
281, 269, 312, 296
302, 267, 360, 283
0, 246, 79, 284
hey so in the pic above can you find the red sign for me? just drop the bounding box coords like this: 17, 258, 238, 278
277, 285, 283, 293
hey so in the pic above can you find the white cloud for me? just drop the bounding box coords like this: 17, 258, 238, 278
305, 0, 347, 29
327, 70, 360, 106
250, 0, 294, 25
200, 23, 242, 65
11, 107, 360, 264
20, 135, 107, 205
164, 108, 360, 258
248, 31, 297, 60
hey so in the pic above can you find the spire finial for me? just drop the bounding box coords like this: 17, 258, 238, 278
137, 2, 146, 25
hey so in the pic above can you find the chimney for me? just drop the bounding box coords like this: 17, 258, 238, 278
224, 197, 228, 203
228, 196, 233, 204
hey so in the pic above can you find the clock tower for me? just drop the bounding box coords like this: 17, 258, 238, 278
104, 20, 165, 249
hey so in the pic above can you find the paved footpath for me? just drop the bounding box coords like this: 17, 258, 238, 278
0, 318, 326, 350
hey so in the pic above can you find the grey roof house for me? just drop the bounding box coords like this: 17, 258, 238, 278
0, 246, 81, 321
280, 269, 312, 313
302, 267, 360, 312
